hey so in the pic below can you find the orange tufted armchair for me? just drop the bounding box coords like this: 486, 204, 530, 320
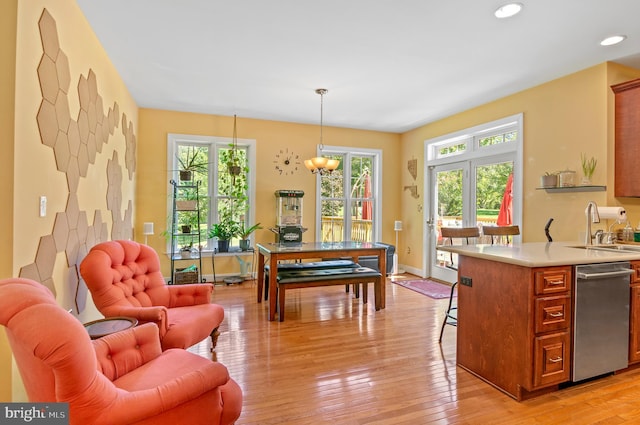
79, 240, 224, 350
0, 278, 242, 425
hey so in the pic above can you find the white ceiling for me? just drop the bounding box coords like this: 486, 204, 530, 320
76, 0, 640, 133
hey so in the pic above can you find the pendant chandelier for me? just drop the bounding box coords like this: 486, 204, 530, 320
305, 88, 340, 175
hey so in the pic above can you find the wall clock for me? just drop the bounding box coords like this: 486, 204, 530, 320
273, 148, 301, 176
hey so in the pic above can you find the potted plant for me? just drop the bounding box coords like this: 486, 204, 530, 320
176, 146, 208, 182
179, 243, 193, 259
581, 153, 597, 185
540, 171, 558, 188
237, 222, 262, 251
227, 115, 243, 177
208, 220, 239, 253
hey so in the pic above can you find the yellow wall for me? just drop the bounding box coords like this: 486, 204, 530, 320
400, 63, 640, 272
137, 109, 402, 276
0, 0, 18, 403
1, 0, 138, 401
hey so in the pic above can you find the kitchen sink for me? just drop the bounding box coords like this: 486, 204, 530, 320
568, 244, 640, 253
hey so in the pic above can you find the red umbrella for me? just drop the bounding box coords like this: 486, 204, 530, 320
497, 173, 513, 226
362, 173, 372, 220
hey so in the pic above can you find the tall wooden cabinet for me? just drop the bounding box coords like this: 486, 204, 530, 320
612, 79, 640, 197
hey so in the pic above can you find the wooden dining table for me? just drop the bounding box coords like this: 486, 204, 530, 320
256, 242, 388, 321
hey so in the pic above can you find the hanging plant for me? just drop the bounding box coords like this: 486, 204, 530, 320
228, 114, 242, 176
228, 164, 242, 176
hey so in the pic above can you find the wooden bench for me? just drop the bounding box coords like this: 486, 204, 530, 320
263, 260, 360, 301
275, 266, 383, 322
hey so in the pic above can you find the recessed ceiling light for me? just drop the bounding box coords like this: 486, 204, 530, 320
494, 3, 523, 19
600, 35, 627, 46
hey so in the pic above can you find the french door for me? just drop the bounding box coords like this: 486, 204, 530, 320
428, 154, 515, 283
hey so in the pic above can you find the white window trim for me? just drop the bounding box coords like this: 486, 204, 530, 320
167, 133, 257, 254
422, 113, 523, 276
427, 114, 521, 165
313, 144, 383, 242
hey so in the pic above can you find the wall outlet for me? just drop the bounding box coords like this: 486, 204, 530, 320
406, 246, 411, 255
461, 276, 472, 287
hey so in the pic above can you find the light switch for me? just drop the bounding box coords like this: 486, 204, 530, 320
39, 196, 46, 217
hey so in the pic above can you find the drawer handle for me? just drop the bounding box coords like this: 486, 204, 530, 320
548, 356, 563, 363
545, 278, 564, 286
547, 312, 564, 318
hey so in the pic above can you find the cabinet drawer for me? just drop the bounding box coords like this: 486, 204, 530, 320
533, 331, 570, 388
534, 295, 571, 334
534, 267, 571, 295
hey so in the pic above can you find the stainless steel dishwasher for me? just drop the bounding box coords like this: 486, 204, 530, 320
573, 262, 634, 382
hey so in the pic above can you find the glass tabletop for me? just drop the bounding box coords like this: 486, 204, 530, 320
257, 241, 384, 253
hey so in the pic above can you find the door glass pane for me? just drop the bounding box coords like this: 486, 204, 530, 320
435, 168, 463, 269
476, 161, 514, 243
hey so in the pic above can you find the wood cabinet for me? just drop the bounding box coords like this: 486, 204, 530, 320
456, 256, 571, 400
531, 269, 571, 388
612, 79, 640, 197
629, 261, 640, 363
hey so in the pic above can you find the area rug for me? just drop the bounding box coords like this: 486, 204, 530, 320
393, 279, 455, 299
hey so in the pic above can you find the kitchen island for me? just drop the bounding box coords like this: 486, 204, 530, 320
439, 241, 640, 400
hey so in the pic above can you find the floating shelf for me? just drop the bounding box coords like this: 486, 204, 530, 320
537, 185, 606, 193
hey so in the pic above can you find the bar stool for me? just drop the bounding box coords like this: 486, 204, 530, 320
482, 225, 520, 245
437, 226, 480, 343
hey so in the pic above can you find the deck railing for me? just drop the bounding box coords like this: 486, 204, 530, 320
321, 217, 372, 243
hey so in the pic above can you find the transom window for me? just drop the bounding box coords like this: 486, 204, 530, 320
429, 120, 517, 161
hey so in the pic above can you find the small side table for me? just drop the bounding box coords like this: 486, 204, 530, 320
83, 316, 138, 339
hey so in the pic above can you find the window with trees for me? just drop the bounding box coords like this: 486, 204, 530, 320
427, 114, 522, 281
167, 134, 256, 252
316, 147, 381, 243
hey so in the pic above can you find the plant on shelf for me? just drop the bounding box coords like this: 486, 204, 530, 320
540, 171, 558, 188
208, 218, 239, 253
179, 243, 193, 259
238, 222, 262, 251
581, 153, 597, 184
176, 145, 208, 182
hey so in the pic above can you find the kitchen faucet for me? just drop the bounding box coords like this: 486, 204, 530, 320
584, 201, 601, 245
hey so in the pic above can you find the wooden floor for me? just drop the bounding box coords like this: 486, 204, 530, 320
189, 276, 640, 424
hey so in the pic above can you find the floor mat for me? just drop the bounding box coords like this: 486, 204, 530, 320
392, 279, 455, 299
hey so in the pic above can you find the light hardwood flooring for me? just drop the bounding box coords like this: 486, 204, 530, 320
189, 276, 640, 424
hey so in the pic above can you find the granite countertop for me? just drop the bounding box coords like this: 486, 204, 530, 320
438, 242, 640, 267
